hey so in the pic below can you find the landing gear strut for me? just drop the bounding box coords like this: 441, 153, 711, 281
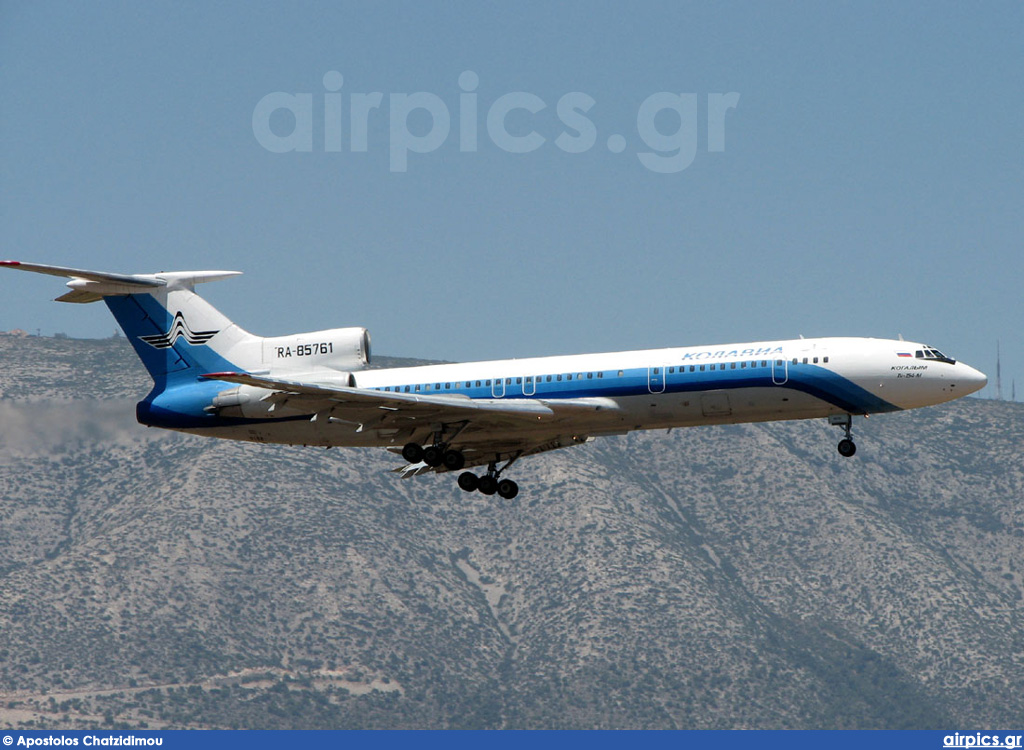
829, 414, 857, 457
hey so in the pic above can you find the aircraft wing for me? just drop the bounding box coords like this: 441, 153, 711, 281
203, 370, 615, 472
204, 371, 561, 419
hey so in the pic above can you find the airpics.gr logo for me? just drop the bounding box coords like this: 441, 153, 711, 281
252, 71, 740, 173
139, 311, 218, 349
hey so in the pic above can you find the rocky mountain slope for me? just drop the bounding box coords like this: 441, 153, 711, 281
1, 335, 1022, 729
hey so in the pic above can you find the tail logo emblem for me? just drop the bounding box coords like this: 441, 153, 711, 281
139, 312, 218, 349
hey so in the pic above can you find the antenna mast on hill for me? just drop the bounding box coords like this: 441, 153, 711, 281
996, 340, 1003, 401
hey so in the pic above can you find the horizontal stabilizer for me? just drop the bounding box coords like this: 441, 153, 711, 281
0, 260, 164, 286
1, 260, 241, 303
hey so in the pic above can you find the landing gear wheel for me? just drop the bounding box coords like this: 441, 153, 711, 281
401, 442, 424, 463
457, 472, 479, 492
838, 439, 857, 457
423, 445, 445, 467
442, 449, 466, 471
497, 479, 519, 499
477, 475, 498, 496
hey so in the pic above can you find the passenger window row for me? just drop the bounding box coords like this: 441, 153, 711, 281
371, 356, 830, 393
376, 371, 607, 393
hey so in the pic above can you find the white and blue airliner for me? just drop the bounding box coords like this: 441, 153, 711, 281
3, 261, 987, 499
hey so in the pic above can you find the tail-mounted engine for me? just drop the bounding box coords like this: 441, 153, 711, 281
262, 327, 371, 371
208, 327, 370, 419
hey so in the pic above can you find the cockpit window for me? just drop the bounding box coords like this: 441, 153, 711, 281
917, 346, 956, 364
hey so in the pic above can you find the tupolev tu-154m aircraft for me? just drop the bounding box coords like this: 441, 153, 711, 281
3, 261, 988, 499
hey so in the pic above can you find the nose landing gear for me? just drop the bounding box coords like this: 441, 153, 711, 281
829, 414, 857, 457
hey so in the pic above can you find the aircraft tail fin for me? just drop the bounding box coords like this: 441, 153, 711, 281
1, 261, 262, 384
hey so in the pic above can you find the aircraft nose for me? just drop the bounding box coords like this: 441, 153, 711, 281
959, 363, 988, 395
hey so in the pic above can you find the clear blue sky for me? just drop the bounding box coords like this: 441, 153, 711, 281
3, 1, 1022, 396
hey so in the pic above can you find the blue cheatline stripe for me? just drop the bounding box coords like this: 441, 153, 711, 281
358, 364, 899, 415
786, 365, 901, 414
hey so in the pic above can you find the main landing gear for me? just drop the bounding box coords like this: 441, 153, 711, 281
402, 441, 466, 471
829, 414, 857, 457
402, 440, 520, 497
460, 453, 521, 499
403, 435, 522, 498
457, 469, 519, 499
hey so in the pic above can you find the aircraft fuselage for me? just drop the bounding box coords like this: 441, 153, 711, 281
170, 336, 986, 449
